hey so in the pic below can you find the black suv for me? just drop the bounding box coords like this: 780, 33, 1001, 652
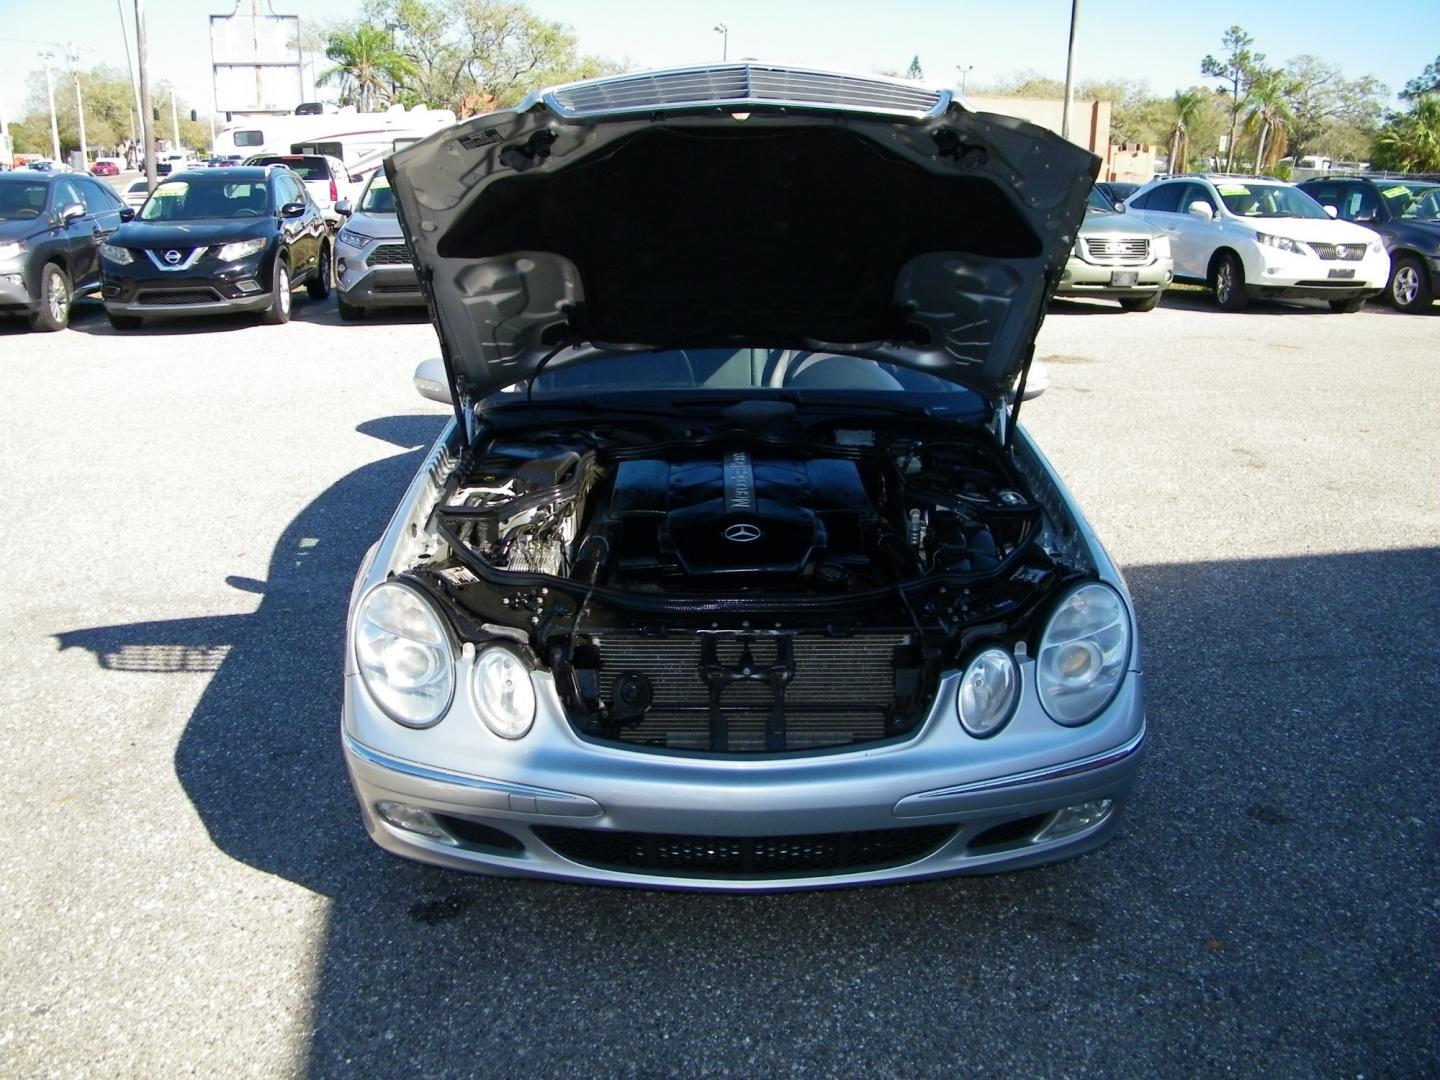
0, 170, 128, 331
1297, 175, 1440, 312
99, 165, 331, 329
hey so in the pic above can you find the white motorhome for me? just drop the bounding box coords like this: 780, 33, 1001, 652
212, 104, 458, 179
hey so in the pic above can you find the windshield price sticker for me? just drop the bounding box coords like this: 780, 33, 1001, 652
1217, 184, 1250, 196
1382, 185, 1410, 198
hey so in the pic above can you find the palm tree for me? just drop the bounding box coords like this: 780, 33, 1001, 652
1373, 95, 1440, 172
1166, 90, 1204, 173
317, 25, 415, 112
1244, 70, 1296, 173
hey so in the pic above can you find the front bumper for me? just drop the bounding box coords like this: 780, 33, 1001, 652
335, 239, 423, 308
1240, 246, 1389, 295
342, 662, 1146, 891
101, 252, 274, 318
1057, 257, 1172, 298
0, 269, 34, 312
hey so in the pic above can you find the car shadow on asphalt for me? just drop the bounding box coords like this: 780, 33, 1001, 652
50, 427, 1440, 1077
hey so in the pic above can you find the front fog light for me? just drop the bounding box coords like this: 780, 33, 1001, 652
235, 279, 262, 294
376, 801, 446, 839
1035, 799, 1114, 842
472, 646, 536, 739
956, 647, 1019, 737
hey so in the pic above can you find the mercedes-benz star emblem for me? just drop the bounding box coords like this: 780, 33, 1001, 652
163, 249, 182, 265
723, 522, 762, 543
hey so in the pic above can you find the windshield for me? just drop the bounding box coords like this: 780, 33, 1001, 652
138, 179, 271, 221
359, 174, 395, 213
1215, 182, 1329, 219
513, 348, 983, 400
1086, 188, 1116, 213
0, 182, 49, 220
1386, 183, 1440, 220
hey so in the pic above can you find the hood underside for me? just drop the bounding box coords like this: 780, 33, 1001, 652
386, 64, 1099, 407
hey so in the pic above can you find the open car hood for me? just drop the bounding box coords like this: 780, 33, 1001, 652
386, 64, 1098, 414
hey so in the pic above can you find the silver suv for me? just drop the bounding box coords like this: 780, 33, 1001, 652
1057, 187, 1173, 310
333, 173, 423, 320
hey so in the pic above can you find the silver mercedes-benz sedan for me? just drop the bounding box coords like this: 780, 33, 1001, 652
343, 64, 1146, 891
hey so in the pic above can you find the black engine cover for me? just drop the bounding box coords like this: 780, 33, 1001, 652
608, 450, 872, 580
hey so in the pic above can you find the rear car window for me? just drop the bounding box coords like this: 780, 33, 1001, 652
248, 156, 330, 181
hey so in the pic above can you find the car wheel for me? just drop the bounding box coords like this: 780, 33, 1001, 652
1119, 293, 1161, 312
306, 243, 333, 301
1328, 297, 1365, 313
337, 295, 365, 321
106, 312, 143, 330
28, 263, 72, 332
1212, 253, 1248, 311
1387, 254, 1433, 313
262, 260, 292, 325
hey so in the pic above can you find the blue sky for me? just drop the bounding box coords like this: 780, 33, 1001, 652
2, 0, 1437, 120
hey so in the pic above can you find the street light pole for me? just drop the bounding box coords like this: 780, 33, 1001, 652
1060, 0, 1080, 141
116, 0, 145, 164
66, 44, 90, 172
170, 86, 181, 149
40, 53, 62, 162
135, 0, 156, 186
713, 23, 728, 62
956, 64, 973, 96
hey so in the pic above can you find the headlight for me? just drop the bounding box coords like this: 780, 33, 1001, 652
98, 242, 132, 265
337, 227, 373, 248
472, 646, 536, 739
0, 240, 25, 261
215, 237, 267, 262
1150, 234, 1171, 260
354, 581, 455, 727
1036, 582, 1131, 725
1255, 232, 1307, 255
956, 647, 1020, 737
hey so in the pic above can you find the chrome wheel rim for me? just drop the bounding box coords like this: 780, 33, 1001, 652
278, 268, 291, 314
47, 269, 67, 322
1392, 265, 1419, 306
1216, 263, 1232, 303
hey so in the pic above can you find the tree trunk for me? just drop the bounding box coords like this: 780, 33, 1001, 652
1255, 123, 1269, 174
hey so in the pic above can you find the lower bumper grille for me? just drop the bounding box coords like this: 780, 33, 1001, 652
534, 824, 956, 879
589, 631, 909, 752
137, 289, 222, 306
371, 282, 421, 294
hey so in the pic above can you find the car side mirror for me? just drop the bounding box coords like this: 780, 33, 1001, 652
59, 201, 86, 224
1187, 201, 1214, 220
1323, 205, 1339, 219
280, 201, 307, 218
118, 207, 135, 222
414, 358, 453, 406
1354, 210, 1377, 223
334, 199, 352, 217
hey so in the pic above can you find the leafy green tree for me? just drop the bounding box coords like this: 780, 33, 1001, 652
1373, 95, 1440, 172
1244, 68, 1298, 171
1282, 55, 1385, 165
1399, 55, 1440, 103
1201, 25, 1263, 171
317, 24, 415, 110
1165, 89, 1205, 172
905, 55, 924, 81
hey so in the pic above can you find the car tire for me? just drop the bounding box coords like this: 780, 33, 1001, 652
1328, 297, 1365, 313
262, 259, 292, 325
1119, 293, 1161, 312
28, 263, 72, 332
1212, 253, 1248, 311
306, 243, 333, 301
1387, 254, 1433, 313
337, 295, 365, 321
106, 312, 143, 330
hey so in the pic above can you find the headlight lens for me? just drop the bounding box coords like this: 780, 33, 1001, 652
472, 646, 536, 739
98, 242, 132, 265
354, 581, 454, 727
215, 237, 267, 262
1036, 582, 1131, 725
0, 240, 26, 261
1150, 234, 1171, 260
1254, 231, 1307, 255
956, 647, 1020, 737
337, 227, 373, 248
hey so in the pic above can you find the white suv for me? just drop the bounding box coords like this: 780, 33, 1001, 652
1123, 175, 1388, 311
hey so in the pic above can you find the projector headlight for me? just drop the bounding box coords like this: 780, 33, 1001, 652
956, 647, 1020, 738
472, 646, 536, 739
1255, 232, 1307, 256
354, 581, 455, 727
98, 242, 131, 265
1036, 582, 1131, 725
215, 237, 267, 262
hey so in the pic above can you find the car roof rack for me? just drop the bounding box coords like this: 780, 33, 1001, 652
1161, 171, 1287, 182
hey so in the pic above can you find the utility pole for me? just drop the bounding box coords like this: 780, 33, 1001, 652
135, 0, 156, 186
41, 53, 62, 162
1060, 0, 1080, 141
0, 84, 11, 169
66, 44, 90, 172
170, 86, 181, 149
116, 0, 144, 163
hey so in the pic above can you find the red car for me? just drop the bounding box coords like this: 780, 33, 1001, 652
90, 160, 120, 177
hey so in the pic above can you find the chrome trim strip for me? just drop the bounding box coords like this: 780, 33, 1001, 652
342, 731, 602, 813
904, 728, 1146, 802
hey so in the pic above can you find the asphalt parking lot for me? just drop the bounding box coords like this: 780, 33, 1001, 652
0, 289, 1435, 1078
